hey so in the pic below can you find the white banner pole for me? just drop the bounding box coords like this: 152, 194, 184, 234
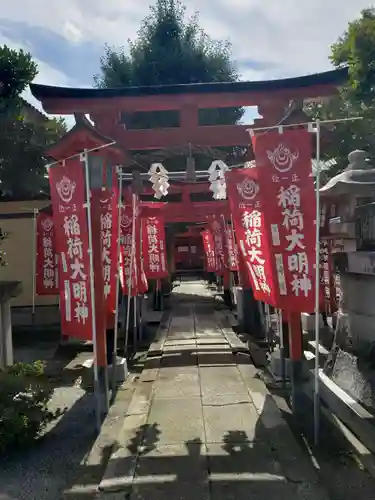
111, 167, 125, 395
83, 149, 101, 433
32, 208, 38, 324
314, 120, 322, 446
124, 193, 136, 357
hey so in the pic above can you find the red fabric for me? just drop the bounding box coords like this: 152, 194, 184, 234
137, 219, 149, 294
208, 216, 225, 275
49, 158, 93, 340
201, 229, 217, 272
119, 201, 138, 297
319, 239, 337, 313
99, 187, 119, 315
223, 221, 238, 271
252, 129, 317, 313
142, 215, 169, 279
35, 212, 59, 295
226, 167, 275, 303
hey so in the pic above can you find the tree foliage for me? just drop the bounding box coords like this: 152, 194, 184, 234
94, 0, 243, 126
306, 8, 375, 176
0, 361, 63, 452
0, 45, 66, 200
0, 45, 37, 115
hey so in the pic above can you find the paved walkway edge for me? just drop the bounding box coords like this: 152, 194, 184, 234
237, 363, 330, 500
62, 378, 136, 500
62, 314, 170, 500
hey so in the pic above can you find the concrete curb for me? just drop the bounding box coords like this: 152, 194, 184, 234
147, 310, 172, 357
214, 310, 248, 355
62, 313, 169, 499
62, 377, 136, 500
237, 363, 331, 500
98, 314, 170, 494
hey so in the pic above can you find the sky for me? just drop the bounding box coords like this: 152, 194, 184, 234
0, 0, 371, 127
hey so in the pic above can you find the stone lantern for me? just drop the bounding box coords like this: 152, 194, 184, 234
320, 150, 375, 411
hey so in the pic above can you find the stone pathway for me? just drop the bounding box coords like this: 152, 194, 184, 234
99, 280, 327, 499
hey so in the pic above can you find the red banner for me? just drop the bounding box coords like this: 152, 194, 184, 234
224, 222, 238, 271
35, 212, 58, 295
201, 229, 217, 272
252, 129, 317, 312
142, 215, 168, 279
137, 219, 149, 294
319, 239, 337, 313
226, 168, 275, 303
99, 189, 119, 314
49, 159, 93, 340
208, 216, 224, 275
119, 202, 138, 297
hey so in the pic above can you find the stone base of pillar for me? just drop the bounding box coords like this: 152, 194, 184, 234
222, 288, 233, 309
236, 288, 264, 340
81, 356, 128, 391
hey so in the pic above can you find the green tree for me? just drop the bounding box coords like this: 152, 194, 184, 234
306, 8, 375, 177
0, 45, 66, 199
0, 45, 37, 114
94, 0, 243, 127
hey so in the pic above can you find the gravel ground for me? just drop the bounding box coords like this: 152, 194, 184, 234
0, 387, 97, 500
0, 323, 156, 500
0, 339, 98, 500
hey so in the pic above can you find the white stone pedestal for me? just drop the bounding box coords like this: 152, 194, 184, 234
81, 356, 128, 389
0, 300, 13, 369
301, 312, 324, 334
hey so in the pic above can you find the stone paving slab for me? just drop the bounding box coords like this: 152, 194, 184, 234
146, 397, 205, 445
153, 372, 201, 398
199, 366, 248, 396
130, 481, 210, 500
134, 443, 208, 482
99, 281, 329, 500
202, 400, 260, 443
164, 338, 196, 346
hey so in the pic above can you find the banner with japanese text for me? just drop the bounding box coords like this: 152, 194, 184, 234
208, 216, 224, 275
223, 220, 238, 271
251, 129, 316, 312
226, 168, 275, 303
137, 219, 149, 294
141, 215, 168, 279
99, 188, 119, 315
201, 229, 217, 272
319, 239, 337, 313
119, 202, 138, 297
49, 159, 93, 340
35, 212, 59, 295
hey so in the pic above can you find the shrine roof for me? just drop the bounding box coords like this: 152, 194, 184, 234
30, 67, 347, 101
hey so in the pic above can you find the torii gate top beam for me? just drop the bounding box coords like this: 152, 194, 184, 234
30, 68, 347, 114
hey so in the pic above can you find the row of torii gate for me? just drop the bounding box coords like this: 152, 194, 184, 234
30, 68, 347, 431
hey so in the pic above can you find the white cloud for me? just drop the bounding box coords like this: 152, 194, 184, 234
0, 0, 370, 79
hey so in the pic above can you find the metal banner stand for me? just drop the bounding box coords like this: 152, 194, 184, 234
278, 309, 286, 386
83, 149, 103, 433
139, 221, 144, 345
31, 208, 39, 325
111, 166, 124, 396
46, 141, 116, 432
247, 117, 363, 445
313, 120, 322, 446
124, 193, 137, 358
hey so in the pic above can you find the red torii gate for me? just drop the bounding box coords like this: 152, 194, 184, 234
31, 67, 347, 359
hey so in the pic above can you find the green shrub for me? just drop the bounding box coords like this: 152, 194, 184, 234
0, 361, 63, 452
